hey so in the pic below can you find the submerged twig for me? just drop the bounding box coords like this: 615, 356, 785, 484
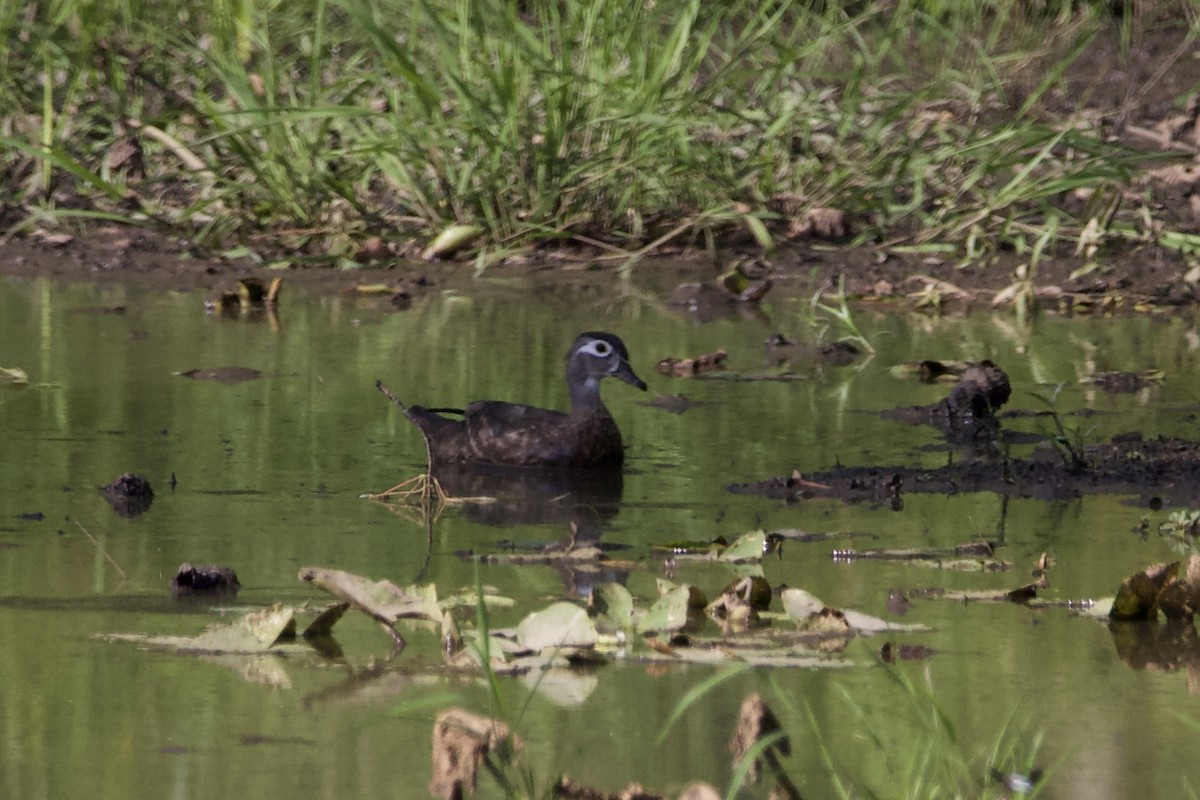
72, 518, 127, 580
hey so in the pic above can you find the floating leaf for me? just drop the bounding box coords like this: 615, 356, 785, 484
299, 567, 440, 623
590, 582, 635, 633
780, 588, 825, 621
102, 604, 297, 655
719, 531, 770, 562
637, 585, 695, 634
0, 367, 29, 385
516, 602, 598, 652
781, 589, 928, 634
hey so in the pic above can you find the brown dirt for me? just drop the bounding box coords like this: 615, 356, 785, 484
729, 429, 1200, 508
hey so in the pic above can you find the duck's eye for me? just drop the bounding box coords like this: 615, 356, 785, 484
593, 341, 611, 356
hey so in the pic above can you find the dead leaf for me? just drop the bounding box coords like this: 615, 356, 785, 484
707, 576, 772, 628
298, 566, 440, 650
729, 693, 800, 799
656, 350, 728, 377
429, 708, 522, 800
1110, 562, 1180, 621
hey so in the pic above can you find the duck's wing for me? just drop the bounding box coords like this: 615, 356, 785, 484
464, 401, 581, 466
466, 401, 627, 467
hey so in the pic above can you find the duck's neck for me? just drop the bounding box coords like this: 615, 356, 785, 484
567, 365, 606, 413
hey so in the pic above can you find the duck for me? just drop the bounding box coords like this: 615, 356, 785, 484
379, 331, 646, 468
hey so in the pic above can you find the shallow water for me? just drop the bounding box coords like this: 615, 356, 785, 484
2, 274, 1200, 798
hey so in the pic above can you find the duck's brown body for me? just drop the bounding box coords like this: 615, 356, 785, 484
390, 332, 645, 469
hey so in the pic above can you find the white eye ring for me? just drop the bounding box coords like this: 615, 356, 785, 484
593, 341, 611, 356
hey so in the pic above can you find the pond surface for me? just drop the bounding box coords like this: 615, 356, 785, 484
2, 273, 1200, 798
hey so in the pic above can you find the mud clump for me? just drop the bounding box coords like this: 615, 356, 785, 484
102, 473, 154, 517
171, 563, 241, 597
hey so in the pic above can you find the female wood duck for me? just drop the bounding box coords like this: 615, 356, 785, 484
380, 332, 646, 468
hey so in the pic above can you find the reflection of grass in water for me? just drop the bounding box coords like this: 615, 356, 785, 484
0, 0, 1171, 267
443, 639, 1047, 798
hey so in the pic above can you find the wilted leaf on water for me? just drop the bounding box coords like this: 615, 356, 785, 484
780, 588, 825, 620
719, 531, 771, 562
637, 585, 695, 635
707, 576, 772, 627
102, 604, 297, 655
176, 366, 264, 384
298, 567, 439, 650
191, 604, 295, 651
515, 602, 598, 652
590, 582, 635, 633
781, 589, 928, 634
428, 708, 522, 800
298, 567, 440, 623
1110, 561, 1180, 621
0, 367, 29, 385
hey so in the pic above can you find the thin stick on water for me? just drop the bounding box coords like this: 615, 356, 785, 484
72, 518, 128, 580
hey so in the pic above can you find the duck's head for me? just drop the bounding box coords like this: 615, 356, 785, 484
567, 331, 647, 407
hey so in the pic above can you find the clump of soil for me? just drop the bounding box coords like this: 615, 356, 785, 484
730, 433, 1200, 506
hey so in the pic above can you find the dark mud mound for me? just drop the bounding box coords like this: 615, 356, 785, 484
729, 434, 1200, 506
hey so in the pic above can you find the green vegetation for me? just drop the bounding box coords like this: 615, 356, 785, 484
1031, 383, 1094, 472
1, 1, 1195, 266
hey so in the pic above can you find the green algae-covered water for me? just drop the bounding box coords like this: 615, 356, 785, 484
2, 274, 1200, 798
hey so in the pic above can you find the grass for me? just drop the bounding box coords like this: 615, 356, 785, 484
1, 0, 1195, 268
456, 656, 1049, 798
